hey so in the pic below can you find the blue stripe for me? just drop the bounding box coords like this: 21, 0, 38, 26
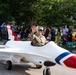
55, 52, 71, 64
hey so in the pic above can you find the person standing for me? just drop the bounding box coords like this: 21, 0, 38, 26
51, 26, 56, 41
44, 26, 50, 39
0, 26, 2, 40
72, 29, 76, 47
27, 25, 37, 41
56, 29, 61, 45
67, 29, 72, 47
62, 26, 68, 45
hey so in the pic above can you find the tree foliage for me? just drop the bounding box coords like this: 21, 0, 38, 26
0, 0, 76, 27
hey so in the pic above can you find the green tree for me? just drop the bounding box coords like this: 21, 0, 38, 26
0, 0, 76, 27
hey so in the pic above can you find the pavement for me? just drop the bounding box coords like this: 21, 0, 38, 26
0, 40, 7, 45
0, 62, 75, 75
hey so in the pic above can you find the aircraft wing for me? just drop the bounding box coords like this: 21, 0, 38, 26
0, 47, 33, 63
0, 46, 50, 65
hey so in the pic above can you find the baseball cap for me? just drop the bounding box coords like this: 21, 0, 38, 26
36, 26, 43, 31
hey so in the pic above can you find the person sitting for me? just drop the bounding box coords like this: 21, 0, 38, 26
31, 26, 48, 46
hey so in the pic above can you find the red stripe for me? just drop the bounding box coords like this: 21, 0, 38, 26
64, 55, 76, 68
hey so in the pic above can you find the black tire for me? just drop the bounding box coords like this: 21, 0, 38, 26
43, 68, 51, 75
6, 60, 12, 70
36, 65, 42, 69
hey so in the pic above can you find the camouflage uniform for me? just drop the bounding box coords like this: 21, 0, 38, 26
32, 34, 47, 46
27, 33, 34, 41
27, 26, 48, 46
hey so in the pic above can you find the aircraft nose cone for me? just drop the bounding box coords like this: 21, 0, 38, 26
64, 55, 76, 68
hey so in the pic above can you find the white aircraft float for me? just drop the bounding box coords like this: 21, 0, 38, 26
0, 24, 76, 75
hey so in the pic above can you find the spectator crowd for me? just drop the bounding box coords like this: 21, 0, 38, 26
0, 24, 76, 48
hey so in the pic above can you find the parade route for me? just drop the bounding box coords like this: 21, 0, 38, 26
0, 61, 75, 75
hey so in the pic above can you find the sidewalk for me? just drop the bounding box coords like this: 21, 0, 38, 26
72, 50, 76, 54
0, 40, 7, 45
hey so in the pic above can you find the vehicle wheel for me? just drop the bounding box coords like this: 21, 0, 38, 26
36, 65, 42, 69
6, 60, 12, 70
43, 68, 51, 75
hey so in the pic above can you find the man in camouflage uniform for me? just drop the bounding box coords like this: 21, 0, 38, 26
32, 26, 48, 46
28, 25, 48, 46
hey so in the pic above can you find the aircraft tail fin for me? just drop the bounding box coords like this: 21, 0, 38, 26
6, 24, 20, 41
